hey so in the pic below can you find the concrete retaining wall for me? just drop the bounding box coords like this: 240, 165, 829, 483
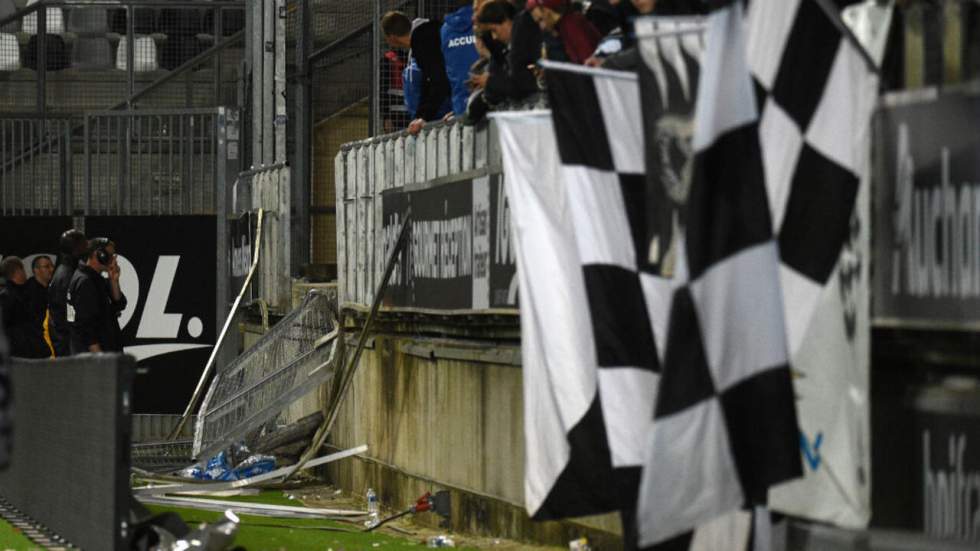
323, 332, 623, 547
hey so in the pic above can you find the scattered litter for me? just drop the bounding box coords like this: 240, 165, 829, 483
333, 489, 343, 496
133, 445, 368, 496
569, 537, 590, 551
185, 448, 277, 481
365, 488, 379, 527
427, 535, 455, 547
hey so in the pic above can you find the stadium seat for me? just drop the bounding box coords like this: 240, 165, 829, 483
116, 35, 157, 72
72, 36, 112, 69
0, 32, 20, 70
67, 6, 108, 35
24, 33, 69, 70
0, 0, 20, 33
108, 7, 156, 36
22, 0, 65, 35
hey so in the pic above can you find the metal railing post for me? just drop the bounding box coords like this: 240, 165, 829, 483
293, 0, 312, 270
84, 115, 92, 215
262, 0, 274, 166
251, 0, 263, 166
371, 0, 381, 136
127, 7, 135, 107
37, 6, 46, 116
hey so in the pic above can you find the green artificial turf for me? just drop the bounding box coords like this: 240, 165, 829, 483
145, 504, 475, 551
0, 517, 41, 550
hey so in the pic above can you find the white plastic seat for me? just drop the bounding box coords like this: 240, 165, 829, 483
0, 32, 20, 70
116, 36, 158, 72
22, 0, 65, 35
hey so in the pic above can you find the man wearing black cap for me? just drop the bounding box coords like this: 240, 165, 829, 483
49, 229, 88, 357
67, 237, 127, 355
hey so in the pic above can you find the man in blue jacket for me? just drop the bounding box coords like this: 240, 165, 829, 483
440, 0, 480, 117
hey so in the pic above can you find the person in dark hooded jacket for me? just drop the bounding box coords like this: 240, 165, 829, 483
48, 229, 87, 357
441, 0, 481, 116
382, 11, 452, 134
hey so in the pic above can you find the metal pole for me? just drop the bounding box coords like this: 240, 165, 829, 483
371, 0, 381, 136
127, 7, 135, 107
252, 0, 264, 167
293, 0, 312, 271
37, 7, 46, 116
214, 8, 223, 105
274, 0, 286, 164
169, 209, 265, 440
262, 0, 274, 166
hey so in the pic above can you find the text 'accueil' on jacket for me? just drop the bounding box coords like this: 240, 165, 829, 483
440, 5, 480, 116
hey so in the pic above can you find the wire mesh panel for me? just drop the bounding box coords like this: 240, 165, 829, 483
193, 289, 340, 460
306, 0, 386, 271
0, 1, 244, 115
0, 115, 76, 215
84, 109, 220, 215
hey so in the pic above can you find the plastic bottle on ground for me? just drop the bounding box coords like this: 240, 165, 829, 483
366, 488, 379, 527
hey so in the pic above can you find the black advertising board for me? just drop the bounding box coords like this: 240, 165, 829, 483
380, 175, 517, 311
0, 216, 74, 268
874, 91, 980, 330
229, 211, 258, 300
911, 387, 980, 543
86, 216, 217, 413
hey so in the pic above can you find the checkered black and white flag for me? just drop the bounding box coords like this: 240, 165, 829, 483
494, 60, 670, 520
637, 0, 878, 546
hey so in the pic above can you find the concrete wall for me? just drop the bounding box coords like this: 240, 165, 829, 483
323, 332, 624, 547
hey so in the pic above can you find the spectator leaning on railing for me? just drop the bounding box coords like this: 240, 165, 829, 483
382, 11, 452, 135
476, 0, 541, 102
528, 0, 600, 64
442, 0, 481, 117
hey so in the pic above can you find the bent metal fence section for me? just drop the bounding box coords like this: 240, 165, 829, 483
193, 289, 340, 460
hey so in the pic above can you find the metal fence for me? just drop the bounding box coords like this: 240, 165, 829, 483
0, 107, 239, 215
0, 113, 75, 214
193, 289, 339, 461
300, 0, 462, 274
0, 0, 245, 114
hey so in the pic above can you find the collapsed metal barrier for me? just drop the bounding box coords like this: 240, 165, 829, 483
192, 289, 341, 461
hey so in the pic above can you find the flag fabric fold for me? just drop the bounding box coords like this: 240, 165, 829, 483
495, 0, 876, 547
639, 0, 878, 545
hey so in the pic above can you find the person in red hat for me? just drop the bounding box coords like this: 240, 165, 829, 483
527, 0, 600, 64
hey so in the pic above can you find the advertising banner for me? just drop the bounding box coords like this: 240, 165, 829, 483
379, 175, 518, 311
913, 391, 980, 544
229, 211, 258, 302
85, 216, 217, 413
0, 216, 74, 270
874, 91, 980, 330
